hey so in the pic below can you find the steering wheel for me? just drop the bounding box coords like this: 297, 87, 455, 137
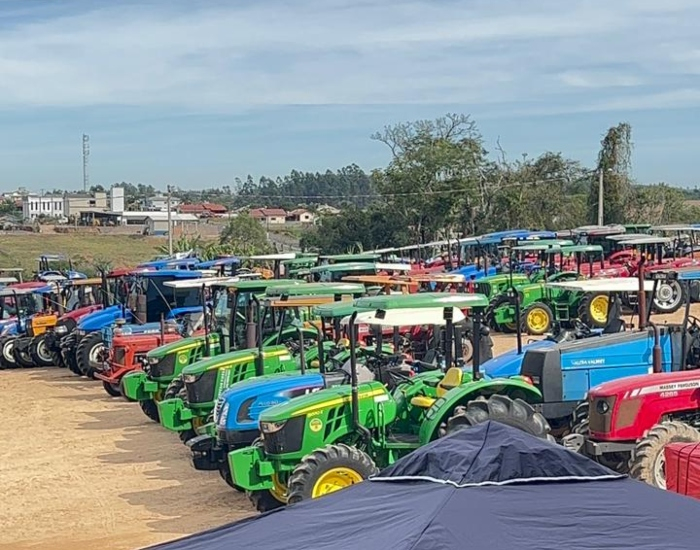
573, 319, 592, 335
386, 368, 415, 385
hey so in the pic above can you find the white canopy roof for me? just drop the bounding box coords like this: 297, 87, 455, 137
341, 307, 466, 327
546, 278, 656, 293
163, 277, 239, 289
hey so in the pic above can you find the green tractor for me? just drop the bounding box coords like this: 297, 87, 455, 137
488, 244, 607, 335
121, 278, 307, 421
227, 292, 546, 512
155, 283, 367, 441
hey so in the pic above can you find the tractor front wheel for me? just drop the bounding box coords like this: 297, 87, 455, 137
30, 335, 54, 367
287, 443, 377, 505
76, 332, 105, 378
446, 395, 551, 440
13, 344, 35, 368
652, 279, 687, 314
629, 421, 700, 489
247, 489, 286, 513
0, 337, 18, 369
102, 380, 122, 397
578, 293, 609, 328
520, 302, 553, 336
485, 295, 516, 333
139, 399, 160, 423
163, 375, 184, 399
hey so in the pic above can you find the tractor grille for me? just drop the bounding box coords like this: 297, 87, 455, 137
263, 416, 305, 455
102, 326, 114, 350
185, 369, 218, 405
589, 396, 617, 434
112, 347, 126, 367
150, 354, 176, 379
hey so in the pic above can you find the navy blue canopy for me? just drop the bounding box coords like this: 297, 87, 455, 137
147, 422, 700, 550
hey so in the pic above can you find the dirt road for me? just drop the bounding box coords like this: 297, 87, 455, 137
0, 319, 688, 550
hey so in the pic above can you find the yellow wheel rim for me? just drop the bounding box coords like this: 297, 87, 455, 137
311, 467, 364, 498
270, 473, 288, 503
590, 295, 609, 324
526, 308, 550, 333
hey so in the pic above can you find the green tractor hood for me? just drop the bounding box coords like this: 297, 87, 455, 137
182, 345, 292, 378
147, 333, 211, 359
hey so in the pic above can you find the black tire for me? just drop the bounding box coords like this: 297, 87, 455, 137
520, 302, 553, 336
569, 400, 589, 435
139, 399, 160, 423
287, 443, 378, 505
219, 461, 242, 491
164, 375, 185, 399
179, 429, 197, 444
578, 293, 609, 329
629, 421, 700, 489
0, 336, 18, 369
485, 295, 516, 333
247, 490, 286, 514
652, 279, 687, 314
30, 334, 54, 367
51, 350, 65, 368
460, 334, 474, 363
102, 380, 122, 397
13, 343, 35, 368
76, 331, 104, 378
446, 394, 551, 439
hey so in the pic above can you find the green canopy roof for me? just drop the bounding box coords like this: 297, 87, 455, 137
221, 278, 302, 291
312, 301, 372, 318
309, 262, 379, 273
265, 282, 366, 297
354, 292, 489, 310
512, 240, 574, 251
281, 256, 318, 266
319, 253, 381, 262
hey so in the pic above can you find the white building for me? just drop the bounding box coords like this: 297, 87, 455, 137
22, 195, 65, 220
145, 194, 180, 212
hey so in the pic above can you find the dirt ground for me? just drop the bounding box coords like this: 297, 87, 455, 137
0, 313, 691, 550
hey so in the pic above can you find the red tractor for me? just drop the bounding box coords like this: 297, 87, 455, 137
95, 316, 206, 398
563, 270, 700, 488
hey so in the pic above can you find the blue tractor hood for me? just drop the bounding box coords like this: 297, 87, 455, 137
77, 305, 130, 332
483, 339, 554, 379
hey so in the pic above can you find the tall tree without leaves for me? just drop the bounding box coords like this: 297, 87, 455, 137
588, 122, 632, 224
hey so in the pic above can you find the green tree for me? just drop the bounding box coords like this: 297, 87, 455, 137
218, 213, 271, 255
587, 122, 632, 224
371, 113, 488, 243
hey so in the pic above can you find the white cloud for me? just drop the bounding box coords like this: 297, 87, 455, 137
0, 0, 697, 112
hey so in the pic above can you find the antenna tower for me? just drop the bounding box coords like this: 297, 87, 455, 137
82, 134, 90, 191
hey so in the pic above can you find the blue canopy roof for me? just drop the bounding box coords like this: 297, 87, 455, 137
147, 422, 700, 550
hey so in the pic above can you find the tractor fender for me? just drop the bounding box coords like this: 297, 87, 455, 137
418, 377, 542, 445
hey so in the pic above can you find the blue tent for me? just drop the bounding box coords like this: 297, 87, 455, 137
148, 422, 700, 550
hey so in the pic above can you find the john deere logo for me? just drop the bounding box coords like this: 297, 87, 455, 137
309, 418, 323, 432
178, 354, 187, 364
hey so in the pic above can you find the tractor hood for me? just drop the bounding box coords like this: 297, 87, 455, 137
181, 345, 292, 376
146, 334, 207, 359
77, 306, 129, 331
256, 380, 388, 423
483, 339, 554, 378
588, 369, 700, 399
59, 304, 103, 322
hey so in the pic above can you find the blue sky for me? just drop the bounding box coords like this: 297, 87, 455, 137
0, 0, 699, 191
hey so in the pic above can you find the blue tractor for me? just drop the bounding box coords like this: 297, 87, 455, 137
65, 270, 206, 378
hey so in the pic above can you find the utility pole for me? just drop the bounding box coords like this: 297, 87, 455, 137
597, 169, 604, 226
82, 134, 90, 192
167, 185, 173, 255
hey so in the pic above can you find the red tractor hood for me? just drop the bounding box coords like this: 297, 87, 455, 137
589, 369, 700, 399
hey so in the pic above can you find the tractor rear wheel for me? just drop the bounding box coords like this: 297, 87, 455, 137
102, 380, 122, 397
446, 395, 551, 440
578, 293, 609, 328
652, 279, 687, 314
629, 421, 700, 489
29, 334, 54, 367
0, 337, 18, 369
287, 443, 378, 504
520, 302, 553, 336
139, 399, 160, 423
76, 332, 105, 378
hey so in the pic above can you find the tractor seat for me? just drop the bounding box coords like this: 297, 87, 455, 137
410, 367, 464, 409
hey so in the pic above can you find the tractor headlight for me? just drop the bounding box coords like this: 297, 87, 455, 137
260, 420, 287, 434
596, 400, 610, 415
54, 325, 68, 335
183, 373, 201, 384
148, 356, 160, 365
